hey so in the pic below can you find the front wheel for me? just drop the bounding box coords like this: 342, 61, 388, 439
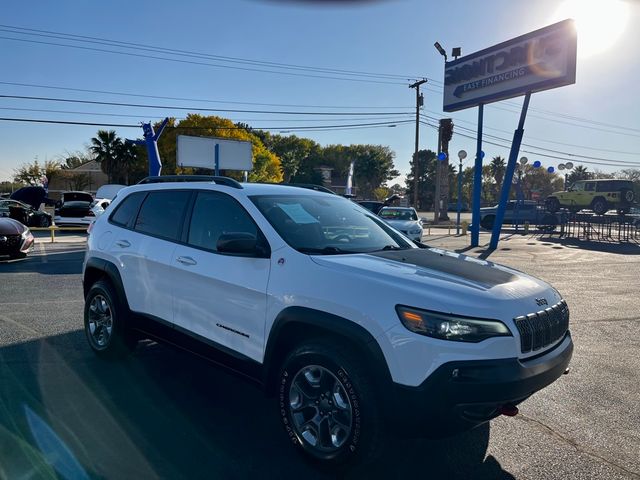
278, 341, 385, 469
84, 280, 137, 358
591, 198, 608, 216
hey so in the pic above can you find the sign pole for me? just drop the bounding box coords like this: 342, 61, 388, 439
471, 103, 484, 247
456, 158, 463, 235
214, 144, 220, 176
490, 92, 532, 250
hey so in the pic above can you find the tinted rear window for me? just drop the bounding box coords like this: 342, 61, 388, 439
595, 180, 633, 192
134, 190, 191, 240
110, 192, 146, 227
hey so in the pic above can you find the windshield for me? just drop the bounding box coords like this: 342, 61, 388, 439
251, 194, 413, 254
379, 208, 418, 221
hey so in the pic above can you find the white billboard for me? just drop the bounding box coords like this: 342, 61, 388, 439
443, 20, 577, 112
177, 135, 253, 171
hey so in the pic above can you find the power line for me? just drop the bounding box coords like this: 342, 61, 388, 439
420, 122, 640, 168
0, 106, 412, 123
0, 94, 414, 116
0, 24, 423, 81
0, 81, 410, 109
423, 110, 640, 156
0, 116, 414, 132
0, 35, 405, 86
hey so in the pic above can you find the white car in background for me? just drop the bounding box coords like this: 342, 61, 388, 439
378, 206, 424, 242
91, 184, 127, 218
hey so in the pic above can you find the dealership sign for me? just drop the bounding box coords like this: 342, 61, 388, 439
443, 20, 577, 112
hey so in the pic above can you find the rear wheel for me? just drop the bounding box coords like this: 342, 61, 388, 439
480, 215, 495, 230
545, 197, 560, 213
278, 341, 386, 470
84, 280, 137, 358
591, 198, 608, 216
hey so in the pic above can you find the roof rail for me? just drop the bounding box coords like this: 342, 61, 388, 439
137, 175, 243, 189
282, 183, 336, 195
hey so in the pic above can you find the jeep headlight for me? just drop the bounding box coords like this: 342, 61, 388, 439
396, 306, 511, 342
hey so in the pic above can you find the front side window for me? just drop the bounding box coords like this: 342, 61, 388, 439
187, 191, 259, 252
251, 194, 414, 254
571, 182, 585, 192
585, 183, 596, 192
134, 190, 191, 240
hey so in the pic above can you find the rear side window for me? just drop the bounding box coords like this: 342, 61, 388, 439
110, 192, 146, 227
187, 191, 258, 252
134, 190, 191, 240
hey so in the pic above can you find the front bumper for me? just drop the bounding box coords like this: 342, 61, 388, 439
389, 332, 573, 436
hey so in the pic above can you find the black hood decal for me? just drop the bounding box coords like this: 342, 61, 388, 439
367, 249, 518, 288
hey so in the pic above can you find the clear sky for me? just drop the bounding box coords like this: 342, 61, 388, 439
1, 0, 638, 183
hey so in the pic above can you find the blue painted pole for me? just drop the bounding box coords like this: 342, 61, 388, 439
214, 144, 220, 176
490, 93, 532, 250
456, 159, 462, 235
471, 104, 484, 247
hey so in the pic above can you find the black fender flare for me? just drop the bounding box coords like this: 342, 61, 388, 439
262, 306, 393, 396
83, 257, 131, 311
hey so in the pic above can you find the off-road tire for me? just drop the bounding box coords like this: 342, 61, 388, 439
278, 340, 386, 470
84, 280, 137, 358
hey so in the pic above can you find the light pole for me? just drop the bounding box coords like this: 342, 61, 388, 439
456, 150, 467, 234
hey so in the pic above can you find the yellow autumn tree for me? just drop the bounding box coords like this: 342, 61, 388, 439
153, 114, 283, 183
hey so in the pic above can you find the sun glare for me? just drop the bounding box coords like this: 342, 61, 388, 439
552, 0, 630, 58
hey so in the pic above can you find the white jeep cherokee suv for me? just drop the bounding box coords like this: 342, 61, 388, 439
83, 176, 573, 468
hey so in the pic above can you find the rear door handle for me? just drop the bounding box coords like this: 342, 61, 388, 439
176, 256, 197, 266
115, 240, 131, 248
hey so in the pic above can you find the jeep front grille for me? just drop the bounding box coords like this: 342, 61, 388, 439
514, 300, 569, 353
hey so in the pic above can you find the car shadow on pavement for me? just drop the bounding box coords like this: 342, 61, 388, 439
534, 236, 640, 254
0, 250, 84, 275
0, 331, 515, 480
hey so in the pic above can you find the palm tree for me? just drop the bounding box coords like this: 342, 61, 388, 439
566, 165, 591, 185
115, 142, 139, 185
489, 156, 506, 199
90, 130, 122, 183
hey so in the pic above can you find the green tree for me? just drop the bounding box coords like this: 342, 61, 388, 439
251, 132, 319, 182
153, 115, 283, 183
13, 160, 61, 186
90, 130, 123, 183
566, 165, 591, 185
405, 149, 437, 210
489, 156, 506, 198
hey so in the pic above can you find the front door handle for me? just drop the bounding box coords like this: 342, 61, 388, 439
177, 256, 197, 266
115, 240, 131, 248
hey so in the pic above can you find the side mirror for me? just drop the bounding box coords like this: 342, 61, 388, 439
217, 232, 269, 257
55, 200, 62, 209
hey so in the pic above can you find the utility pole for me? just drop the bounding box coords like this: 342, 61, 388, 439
409, 79, 427, 209
434, 118, 453, 223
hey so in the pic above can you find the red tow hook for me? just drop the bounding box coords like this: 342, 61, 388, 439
498, 404, 519, 417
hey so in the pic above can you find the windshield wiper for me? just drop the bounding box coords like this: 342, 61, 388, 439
297, 246, 354, 255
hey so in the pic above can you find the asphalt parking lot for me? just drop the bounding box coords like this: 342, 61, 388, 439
0, 233, 639, 479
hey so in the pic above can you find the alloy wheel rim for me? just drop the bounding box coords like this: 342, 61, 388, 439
88, 294, 113, 349
288, 365, 353, 453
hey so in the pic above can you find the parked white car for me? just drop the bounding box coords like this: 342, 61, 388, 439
378, 206, 423, 241
90, 184, 127, 218
83, 176, 572, 469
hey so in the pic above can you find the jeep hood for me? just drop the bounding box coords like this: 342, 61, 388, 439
309, 247, 556, 303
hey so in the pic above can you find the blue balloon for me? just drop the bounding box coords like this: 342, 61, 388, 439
533, 160, 542, 168
547, 166, 555, 173
438, 152, 447, 161
480, 151, 485, 159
